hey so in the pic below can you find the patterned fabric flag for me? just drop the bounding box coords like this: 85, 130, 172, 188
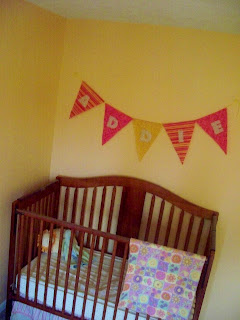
102, 104, 133, 145
163, 121, 196, 164
118, 239, 206, 320
133, 119, 162, 161
196, 108, 227, 153
69, 81, 104, 118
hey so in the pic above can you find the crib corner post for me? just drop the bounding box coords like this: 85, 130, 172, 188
6, 201, 19, 319
5, 298, 12, 320
193, 250, 215, 320
193, 212, 218, 320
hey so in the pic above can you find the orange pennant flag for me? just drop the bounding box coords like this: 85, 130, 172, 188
163, 120, 196, 164
133, 119, 162, 161
69, 81, 104, 118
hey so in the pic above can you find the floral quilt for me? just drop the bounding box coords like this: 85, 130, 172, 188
118, 239, 206, 320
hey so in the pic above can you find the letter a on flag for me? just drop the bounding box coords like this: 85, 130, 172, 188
102, 104, 132, 145
133, 119, 162, 161
69, 81, 104, 118
196, 108, 227, 153
163, 120, 196, 164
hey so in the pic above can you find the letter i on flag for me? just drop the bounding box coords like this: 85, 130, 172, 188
196, 108, 227, 153
69, 81, 104, 118
133, 119, 162, 160
163, 120, 196, 164
102, 104, 133, 145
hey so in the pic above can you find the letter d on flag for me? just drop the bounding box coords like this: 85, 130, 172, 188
133, 119, 162, 161
102, 104, 132, 145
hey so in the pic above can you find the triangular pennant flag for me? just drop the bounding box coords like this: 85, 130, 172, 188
102, 104, 133, 145
163, 120, 196, 164
196, 108, 227, 153
69, 81, 104, 118
133, 119, 162, 161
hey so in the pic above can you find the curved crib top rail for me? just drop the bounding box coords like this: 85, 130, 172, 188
56, 175, 218, 220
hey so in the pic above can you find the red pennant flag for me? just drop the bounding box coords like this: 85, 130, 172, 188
69, 81, 104, 118
197, 108, 227, 153
163, 120, 196, 164
102, 104, 132, 145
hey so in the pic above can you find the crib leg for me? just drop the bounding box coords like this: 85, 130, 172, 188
5, 299, 12, 320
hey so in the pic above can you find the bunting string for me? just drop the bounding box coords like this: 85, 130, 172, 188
69, 81, 239, 164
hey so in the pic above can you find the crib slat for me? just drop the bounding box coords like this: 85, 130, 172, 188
44, 197, 48, 215
44, 223, 54, 306
71, 232, 85, 317
154, 199, 165, 243
95, 187, 107, 250
82, 234, 96, 319
184, 215, 194, 251
63, 187, 70, 221
47, 194, 52, 216
144, 195, 155, 241
98, 187, 107, 230
49, 193, 54, 217
164, 205, 174, 246
105, 187, 117, 252
86, 188, 97, 247
113, 242, 129, 320
102, 240, 118, 320
62, 230, 75, 313
34, 220, 43, 304
45, 196, 49, 216
26, 217, 34, 300
80, 188, 88, 225
16, 215, 24, 298
92, 237, 107, 320
174, 210, 184, 249
106, 186, 116, 233
39, 198, 43, 214
31, 203, 38, 257
71, 188, 78, 223
204, 230, 211, 256
124, 309, 129, 320
53, 226, 64, 310
135, 313, 139, 320
44, 196, 48, 216
194, 218, 204, 253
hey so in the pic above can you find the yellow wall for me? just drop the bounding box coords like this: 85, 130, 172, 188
50, 19, 240, 319
0, 0, 65, 302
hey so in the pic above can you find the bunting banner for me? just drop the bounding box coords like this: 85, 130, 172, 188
163, 120, 196, 164
102, 104, 133, 145
196, 108, 227, 154
69, 81, 235, 163
69, 81, 104, 118
133, 119, 162, 160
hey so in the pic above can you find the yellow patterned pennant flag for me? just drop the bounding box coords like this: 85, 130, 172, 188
133, 119, 162, 161
163, 120, 196, 164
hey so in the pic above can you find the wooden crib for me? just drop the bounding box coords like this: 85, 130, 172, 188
6, 176, 218, 320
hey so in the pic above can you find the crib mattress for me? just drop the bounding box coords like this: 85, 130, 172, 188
17, 249, 153, 320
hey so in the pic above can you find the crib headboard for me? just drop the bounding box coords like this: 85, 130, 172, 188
56, 176, 218, 257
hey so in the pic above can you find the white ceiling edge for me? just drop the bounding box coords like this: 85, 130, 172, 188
25, 0, 240, 34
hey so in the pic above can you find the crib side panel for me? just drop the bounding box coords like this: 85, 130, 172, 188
9, 210, 133, 320
138, 192, 217, 255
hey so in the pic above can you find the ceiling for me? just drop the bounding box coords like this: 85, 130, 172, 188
26, 0, 240, 34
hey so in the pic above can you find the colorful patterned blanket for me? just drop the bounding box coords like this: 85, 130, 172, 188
118, 239, 206, 320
